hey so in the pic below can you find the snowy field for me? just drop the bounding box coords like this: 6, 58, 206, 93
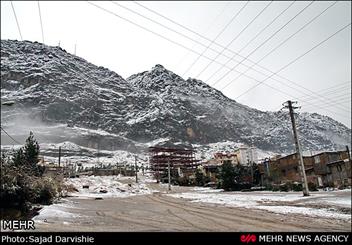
64, 175, 156, 198
168, 189, 351, 221
33, 174, 157, 223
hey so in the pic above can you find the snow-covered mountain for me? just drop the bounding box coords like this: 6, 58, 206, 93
1, 40, 351, 153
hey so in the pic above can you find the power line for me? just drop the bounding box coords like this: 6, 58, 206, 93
1, 126, 22, 145
132, 1, 303, 83
174, 1, 232, 69
219, 1, 341, 108
87, 1, 309, 104
205, 1, 296, 82
224, 2, 349, 112
302, 98, 351, 111
132, 0, 349, 116
131, 0, 347, 112
119, 1, 284, 85
37, 1, 45, 43
182, 1, 250, 77
272, 81, 349, 115
132, 0, 349, 115
194, 1, 273, 78
88, 1, 350, 119
296, 81, 351, 100
214, 1, 336, 88
235, 22, 351, 100
86, 2, 260, 75
112, 1, 248, 79
301, 95, 351, 110
299, 89, 351, 104
212, 1, 314, 88
10, 1, 23, 41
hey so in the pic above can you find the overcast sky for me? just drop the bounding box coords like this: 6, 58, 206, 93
1, 1, 351, 127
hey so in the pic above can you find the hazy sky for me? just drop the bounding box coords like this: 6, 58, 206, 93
1, 1, 351, 127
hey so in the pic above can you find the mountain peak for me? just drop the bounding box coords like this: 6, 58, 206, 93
152, 64, 165, 70
1, 39, 350, 152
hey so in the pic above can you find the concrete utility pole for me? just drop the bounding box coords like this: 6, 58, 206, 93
135, 155, 138, 183
283, 100, 309, 196
346, 145, 351, 163
58, 146, 61, 167
250, 160, 254, 184
168, 160, 171, 191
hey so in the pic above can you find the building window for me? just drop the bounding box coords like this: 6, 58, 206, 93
314, 156, 320, 163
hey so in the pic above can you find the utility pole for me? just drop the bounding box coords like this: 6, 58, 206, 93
346, 145, 351, 163
249, 160, 254, 184
283, 100, 309, 196
58, 146, 61, 167
168, 160, 171, 191
135, 155, 138, 183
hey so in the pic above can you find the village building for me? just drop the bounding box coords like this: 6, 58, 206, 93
234, 146, 258, 166
149, 142, 200, 182
213, 152, 238, 165
258, 149, 351, 188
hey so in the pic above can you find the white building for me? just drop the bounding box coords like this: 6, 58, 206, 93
235, 146, 258, 166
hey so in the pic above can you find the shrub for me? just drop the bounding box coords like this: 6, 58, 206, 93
28, 177, 59, 205
279, 183, 289, 192
177, 176, 194, 186
233, 182, 253, 191
292, 182, 303, 192
265, 184, 273, 191
195, 169, 205, 186
272, 184, 280, 192
308, 182, 318, 191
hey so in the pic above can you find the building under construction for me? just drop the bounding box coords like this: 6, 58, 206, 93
149, 143, 200, 182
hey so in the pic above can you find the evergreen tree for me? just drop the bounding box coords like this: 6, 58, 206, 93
218, 160, 235, 191
12, 148, 25, 167
252, 163, 261, 185
24, 131, 40, 167
195, 168, 205, 186
11, 132, 41, 176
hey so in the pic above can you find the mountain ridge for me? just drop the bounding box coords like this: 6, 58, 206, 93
1, 39, 351, 153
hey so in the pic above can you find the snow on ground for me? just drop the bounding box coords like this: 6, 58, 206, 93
192, 187, 224, 193
192, 141, 278, 161
168, 190, 351, 220
33, 199, 81, 223
65, 175, 155, 198
33, 175, 157, 224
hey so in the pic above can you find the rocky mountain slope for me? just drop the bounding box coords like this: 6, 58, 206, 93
1, 40, 351, 153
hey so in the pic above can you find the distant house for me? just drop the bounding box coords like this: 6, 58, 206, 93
234, 146, 258, 166
258, 150, 351, 188
312, 151, 351, 187
213, 152, 238, 165
201, 160, 220, 182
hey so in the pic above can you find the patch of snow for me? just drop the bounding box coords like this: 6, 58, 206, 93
168, 190, 351, 220
65, 175, 154, 198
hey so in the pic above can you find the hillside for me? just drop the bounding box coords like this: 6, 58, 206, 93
1, 40, 351, 153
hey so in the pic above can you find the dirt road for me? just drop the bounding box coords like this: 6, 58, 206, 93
34, 192, 351, 232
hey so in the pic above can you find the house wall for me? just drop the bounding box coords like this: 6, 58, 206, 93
235, 147, 258, 166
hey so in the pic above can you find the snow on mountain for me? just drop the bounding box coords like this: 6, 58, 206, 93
1, 40, 351, 156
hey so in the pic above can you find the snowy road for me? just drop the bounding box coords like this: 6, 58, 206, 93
32, 175, 351, 232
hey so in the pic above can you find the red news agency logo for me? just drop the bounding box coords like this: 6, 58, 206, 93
241, 234, 257, 243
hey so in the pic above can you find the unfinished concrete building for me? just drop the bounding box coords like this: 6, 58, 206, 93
149, 143, 200, 182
